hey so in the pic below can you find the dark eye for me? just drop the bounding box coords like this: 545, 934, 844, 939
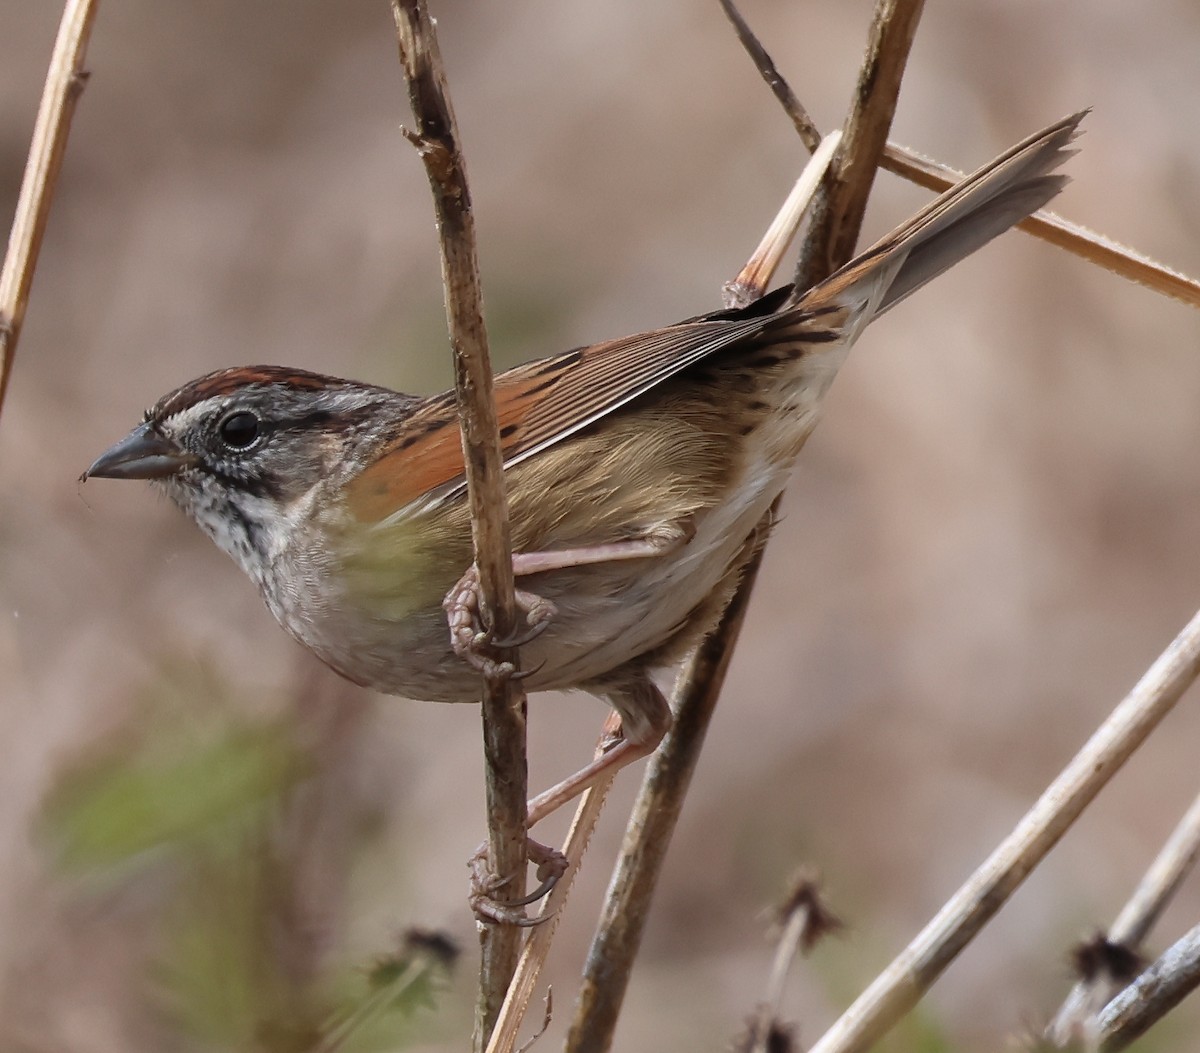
217, 410, 261, 450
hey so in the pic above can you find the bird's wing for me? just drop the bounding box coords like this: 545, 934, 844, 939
346, 306, 790, 524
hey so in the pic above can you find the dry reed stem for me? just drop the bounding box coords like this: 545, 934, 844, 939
487, 112, 842, 1053
0, 0, 99, 417
564, 6, 924, 1048
388, 4, 528, 1047
1047, 790, 1200, 1044
725, 130, 842, 308
808, 606, 1200, 1053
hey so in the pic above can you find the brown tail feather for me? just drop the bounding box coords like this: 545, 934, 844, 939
795, 111, 1085, 323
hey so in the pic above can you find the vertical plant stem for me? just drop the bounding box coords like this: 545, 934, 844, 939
795, 0, 926, 289
0, 0, 100, 418
484, 716, 623, 1053
389, 4, 528, 1048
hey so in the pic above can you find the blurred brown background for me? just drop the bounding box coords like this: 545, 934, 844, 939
3, 1, 1200, 1050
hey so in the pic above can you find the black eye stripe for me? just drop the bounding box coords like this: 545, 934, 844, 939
282, 409, 333, 432
203, 464, 280, 501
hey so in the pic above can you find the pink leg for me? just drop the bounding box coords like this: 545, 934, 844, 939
527, 677, 672, 825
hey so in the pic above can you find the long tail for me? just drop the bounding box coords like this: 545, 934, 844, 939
793, 111, 1085, 326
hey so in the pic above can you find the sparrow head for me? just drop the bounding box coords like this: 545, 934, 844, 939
84, 366, 417, 578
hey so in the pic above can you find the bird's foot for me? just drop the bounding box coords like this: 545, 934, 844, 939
444, 564, 557, 678
468, 836, 569, 926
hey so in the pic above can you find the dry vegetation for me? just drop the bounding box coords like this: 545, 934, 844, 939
2, 2, 1200, 1051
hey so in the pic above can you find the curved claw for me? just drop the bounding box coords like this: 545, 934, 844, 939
444, 564, 559, 675
468, 837, 568, 925
490, 616, 553, 650
471, 900, 553, 927
503, 854, 567, 907
507, 658, 546, 682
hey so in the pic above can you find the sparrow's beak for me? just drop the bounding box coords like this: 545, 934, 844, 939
81, 423, 196, 482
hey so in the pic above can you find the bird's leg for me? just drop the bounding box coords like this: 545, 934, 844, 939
469, 682, 670, 922
527, 676, 672, 826
443, 522, 693, 670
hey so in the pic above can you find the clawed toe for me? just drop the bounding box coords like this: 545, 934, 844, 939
443, 564, 558, 676
489, 611, 553, 650
468, 838, 569, 925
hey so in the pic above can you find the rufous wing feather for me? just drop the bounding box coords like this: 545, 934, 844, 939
347, 312, 784, 523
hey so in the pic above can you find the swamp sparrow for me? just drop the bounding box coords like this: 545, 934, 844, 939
85, 114, 1081, 821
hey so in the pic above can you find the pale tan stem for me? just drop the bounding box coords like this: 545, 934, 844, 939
389, 3, 527, 1047
809, 606, 1200, 1053
725, 130, 842, 308
0, 0, 100, 417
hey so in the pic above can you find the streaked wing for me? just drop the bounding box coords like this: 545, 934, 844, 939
347, 309, 787, 524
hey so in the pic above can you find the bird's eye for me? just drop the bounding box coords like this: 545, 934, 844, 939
217, 410, 262, 450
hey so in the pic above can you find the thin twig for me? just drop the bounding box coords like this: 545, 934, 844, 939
1047, 790, 1200, 1044
745, 872, 843, 1053
563, 4, 923, 1048
755, 911, 809, 1050
717, 0, 820, 153
485, 716, 622, 1053
389, 4, 528, 1048
0, 0, 99, 418
808, 606, 1200, 1053
1098, 924, 1200, 1051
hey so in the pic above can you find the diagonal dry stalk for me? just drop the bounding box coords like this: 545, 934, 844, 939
563, 3, 926, 1050
564, 524, 772, 1053
0, 0, 100, 419
388, 3, 529, 1048
808, 606, 1200, 1053
482, 130, 845, 1053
